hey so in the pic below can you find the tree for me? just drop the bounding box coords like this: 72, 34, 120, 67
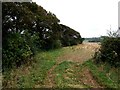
60, 24, 83, 46
2, 2, 83, 70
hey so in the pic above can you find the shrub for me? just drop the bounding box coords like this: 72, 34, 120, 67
94, 37, 120, 67
2, 33, 33, 70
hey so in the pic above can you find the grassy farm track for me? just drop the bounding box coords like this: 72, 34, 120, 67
41, 42, 102, 88
3, 42, 119, 88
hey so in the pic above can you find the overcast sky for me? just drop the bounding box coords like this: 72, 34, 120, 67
32, 0, 119, 38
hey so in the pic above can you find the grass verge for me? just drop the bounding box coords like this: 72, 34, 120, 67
83, 60, 119, 88
2, 48, 63, 88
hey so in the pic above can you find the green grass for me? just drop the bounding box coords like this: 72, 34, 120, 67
53, 61, 73, 88
3, 48, 63, 88
83, 60, 119, 88
53, 61, 89, 88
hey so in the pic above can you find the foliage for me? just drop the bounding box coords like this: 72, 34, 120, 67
60, 24, 83, 46
94, 36, 120, 67
2, 2, 37, 70
85, 37, 101, 42
2, 2, 83, 70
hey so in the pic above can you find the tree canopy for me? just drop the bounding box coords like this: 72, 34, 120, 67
2, 2, 83, 70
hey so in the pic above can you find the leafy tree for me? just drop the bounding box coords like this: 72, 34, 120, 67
60, 24, 83, 46
2, 2, 83, 70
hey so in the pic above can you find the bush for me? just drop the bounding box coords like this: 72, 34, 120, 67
94, 37, 120, 67
2, 33, 33, 70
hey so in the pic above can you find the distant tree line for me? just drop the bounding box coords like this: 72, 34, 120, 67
85, 37, 101, 42
2, 2, 83, 70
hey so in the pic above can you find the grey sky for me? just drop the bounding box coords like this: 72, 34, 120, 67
33, 0, 119, 38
